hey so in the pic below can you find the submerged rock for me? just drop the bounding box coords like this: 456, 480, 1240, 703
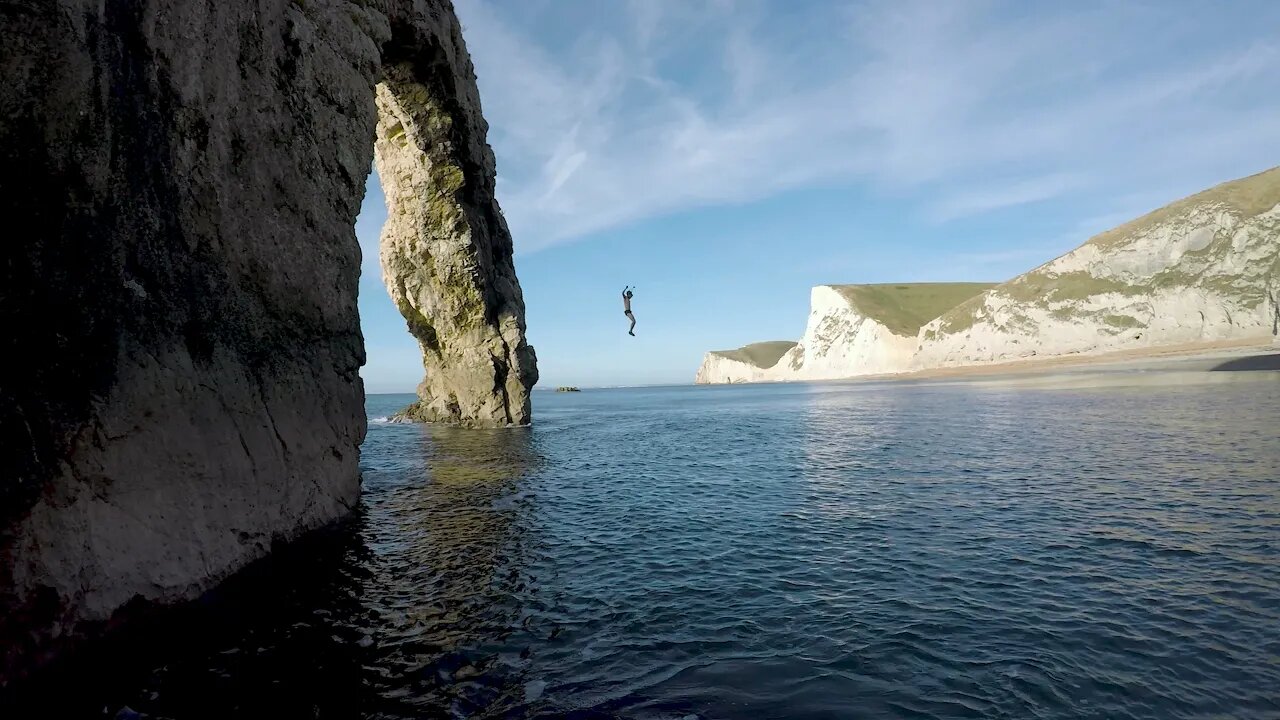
0, 0, 534, 683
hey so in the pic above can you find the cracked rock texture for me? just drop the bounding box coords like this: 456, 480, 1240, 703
375, 63, 537, 427
0, 0, 529, 682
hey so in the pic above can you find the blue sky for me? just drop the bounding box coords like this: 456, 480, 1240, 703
358, 0, 1280, 392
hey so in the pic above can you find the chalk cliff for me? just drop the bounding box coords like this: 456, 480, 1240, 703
914, 167, 1280, 367
695, 342, 797, 384
0, 0, 533, 683
696, 168, 1279, 384
695, 285, 991, 383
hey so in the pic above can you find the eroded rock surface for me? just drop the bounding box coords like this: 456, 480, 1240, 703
374, 61, 537, 427
695, 341, 798, 384
915, 167, 1280, 367
0, 0, 532, 683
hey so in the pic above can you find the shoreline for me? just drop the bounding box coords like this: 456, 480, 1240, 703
700, 336, 1280, 387
883, 337, 1280, 382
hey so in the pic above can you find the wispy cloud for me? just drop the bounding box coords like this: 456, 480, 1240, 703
452, 0, 1280, 252
929, 173, 1087, 222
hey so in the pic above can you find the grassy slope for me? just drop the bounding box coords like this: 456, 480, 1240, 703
933, 165, 1280, 335
832, 283, 996, 336
1089, 165, 1280, 249
712, 341, 798, 368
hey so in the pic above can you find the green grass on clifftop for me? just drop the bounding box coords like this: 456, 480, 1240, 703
712, 341, 798, 368
832, 283, 996, 336
931, 165, 1280, 337
1089, 165, 1280, 249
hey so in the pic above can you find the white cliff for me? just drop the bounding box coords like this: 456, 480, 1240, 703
695, 341, 797, 384
696, 167, 1280, 384
914, 167, 1280, 368
775, 286, 923, 380
695, 284, 991, 383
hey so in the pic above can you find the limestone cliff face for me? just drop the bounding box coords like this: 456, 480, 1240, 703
696, 169, 1279, 384
914, 168, 1280, 368
0, 0, 531, 682
694, 342, 796, 384
374, 62, 537, 427
773, 286, 923, 381
694, 355, 769, 384
695, 285, 990, 383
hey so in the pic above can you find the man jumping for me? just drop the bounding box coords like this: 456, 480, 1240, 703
622, 286, 636, 336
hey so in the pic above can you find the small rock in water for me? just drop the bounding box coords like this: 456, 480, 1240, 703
357, 634, 374, 648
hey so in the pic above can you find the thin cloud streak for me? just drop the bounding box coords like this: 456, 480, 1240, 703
452, 0, 1280, 253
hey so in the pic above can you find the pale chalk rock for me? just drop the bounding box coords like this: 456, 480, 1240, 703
914, 168, 1280, 368
775, 286, 920, 380
694, 351, 783, 384
697, 167, 1280, 383
696, 285, 990, 383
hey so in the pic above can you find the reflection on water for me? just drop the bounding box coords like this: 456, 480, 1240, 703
3, 420, 545, 719
357, 425, 543, 717
7, 373, 1280, 719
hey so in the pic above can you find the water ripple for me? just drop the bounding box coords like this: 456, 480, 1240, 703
15, 375, 1280, 719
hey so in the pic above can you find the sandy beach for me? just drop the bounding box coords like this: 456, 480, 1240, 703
864, 336, 1280, 384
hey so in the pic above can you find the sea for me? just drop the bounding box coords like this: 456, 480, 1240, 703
12, 364, 1280, 719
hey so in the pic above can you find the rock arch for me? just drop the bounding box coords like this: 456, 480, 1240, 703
0, 0, 534, 682
373, 46, 537, 427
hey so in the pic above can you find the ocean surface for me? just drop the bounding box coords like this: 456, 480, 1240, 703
16, 366, 1280, 719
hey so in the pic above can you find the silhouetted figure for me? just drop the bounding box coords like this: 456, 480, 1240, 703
622, 286, 636, 336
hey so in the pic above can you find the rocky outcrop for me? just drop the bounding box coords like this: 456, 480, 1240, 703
915, 167, 1280, 367
374, 55, 537, 427
0, 0, 532, 683
695, 285, 991, 383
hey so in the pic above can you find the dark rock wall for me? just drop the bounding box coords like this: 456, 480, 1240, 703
0, 0, 529, 683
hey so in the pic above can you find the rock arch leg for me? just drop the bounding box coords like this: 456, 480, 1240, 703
373, 57, 537, 427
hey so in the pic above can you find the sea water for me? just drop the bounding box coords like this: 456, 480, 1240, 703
17, 368, 1280, 719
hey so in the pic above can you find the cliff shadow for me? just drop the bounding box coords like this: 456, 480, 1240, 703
0, 0, 535, 698
1, 423, 547, 719
326, 423, 549, 716
0, 513, 378, 717
1209, 353, 1280, 371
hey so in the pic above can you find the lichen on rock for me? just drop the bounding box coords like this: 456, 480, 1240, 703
373, 59, 538, 427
